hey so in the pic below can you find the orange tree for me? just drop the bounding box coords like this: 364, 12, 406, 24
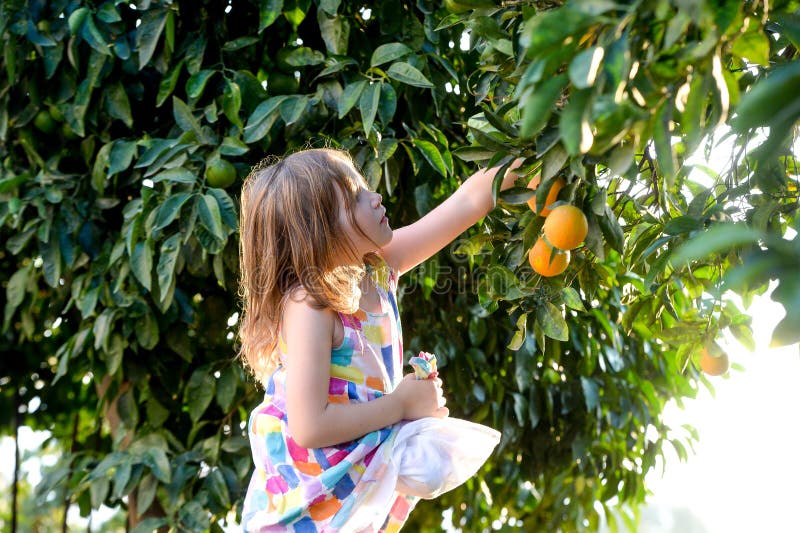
1, 0, 798, 531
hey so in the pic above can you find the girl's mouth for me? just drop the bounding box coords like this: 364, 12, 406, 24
380, 215, 388, 225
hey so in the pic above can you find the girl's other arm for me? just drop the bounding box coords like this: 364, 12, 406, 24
381, 160, 523, 275
283, 296, 447, 449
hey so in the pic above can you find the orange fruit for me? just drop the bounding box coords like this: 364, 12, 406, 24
529, 237, 569, 277
527, 175, 565, 216
699, 347, 729, 376
543, 205, 588, 250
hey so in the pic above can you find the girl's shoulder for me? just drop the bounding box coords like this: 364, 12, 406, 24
282, 289, 337, 345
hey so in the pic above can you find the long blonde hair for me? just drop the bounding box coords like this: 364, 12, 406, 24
238, 148, 378, 382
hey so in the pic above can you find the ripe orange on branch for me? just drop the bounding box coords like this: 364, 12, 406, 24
526, 175, 565, 216
529, 238, 570, 277
543, 205, 588, 250
699, 347, 729, 376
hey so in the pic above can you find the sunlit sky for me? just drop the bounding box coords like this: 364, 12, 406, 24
636, 288, 800, 533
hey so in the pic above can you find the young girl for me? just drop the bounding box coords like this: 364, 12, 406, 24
238, 148, 518, 532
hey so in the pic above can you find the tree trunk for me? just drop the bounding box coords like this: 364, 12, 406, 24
11, 387, 20, 533
62, 412, 80, 533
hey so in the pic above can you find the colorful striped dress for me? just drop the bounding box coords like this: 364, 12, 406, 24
241, 260, 417, 532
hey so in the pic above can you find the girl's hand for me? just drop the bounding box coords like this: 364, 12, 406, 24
394, 374, 449, 420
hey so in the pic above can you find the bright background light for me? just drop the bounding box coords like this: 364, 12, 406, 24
635, 288, 800, 532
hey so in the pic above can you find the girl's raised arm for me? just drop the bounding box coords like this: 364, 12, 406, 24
283, 295, 447, 449
380, 161, 522, 276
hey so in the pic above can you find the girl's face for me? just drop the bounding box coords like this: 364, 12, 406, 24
339, 185, 393, 259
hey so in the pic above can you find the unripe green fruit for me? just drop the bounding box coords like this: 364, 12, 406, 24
205, 159, 237, 188
34, 110, 56, 135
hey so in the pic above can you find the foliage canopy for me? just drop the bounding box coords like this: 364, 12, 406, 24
1, 0, 798, 531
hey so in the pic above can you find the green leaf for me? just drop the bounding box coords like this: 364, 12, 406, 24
186, 367, 216, 423
512, 392, 527, 426
136, 310, 159, 350
559, 89, 593, 155
131, 240, 153, 291
319, 0, 340, 15
378, 83, 398, 125
222, 36, 259, 52
205, 468, 230, 508
338, 80, 366, 119
386, 62, 434, 88
109, 141, 137, 175
771, 312, 800, 347
151, 168, 197, 184
223, 80, 242, 128
775, 12, 800, 48
731, 29, 770, 67
318, 9, 349, 54
112, 458, 133, 498
133, 497, 163, 531
359, 82, 381, 137
79, 16, 110, 56
92, 141, 113, 193
244, 96, 286, 143
541, 143, 568, 180
146, 396, 170, 428
568, 46, 605, 89
414, 140, 447, 177
580, 377, 599, 411
653, 101, 676, 185
172, 97, 204, 138
729, 323, 755, 352
220, 136, 249, 156
732, 61, 800, 132
156, 60, 185, 107
198, 194, 225, 240
370, 43, 413, 67
157, 233, 181, 305
106, 83, 133, 127
562, 287, 586, 311
68, 7, 90, 35
537, 302, 568, 341
89, 477, 109, 509
3, 266, 29, 331
663, 216, 704, 235
41, 234, 62, 288
186, 69, 216, 100
453, 146, 495, 162
216, 366, 237, 412
153, 193, 191, 232
599, 205, 625, 253
259, 0, 284, 32
136, 8, 168, 69
521, 7, 592, 58
670, 223, 761, 266
283, 47, 326, 67
117, 389, 139, 428
93, 309, 116, 351
279, 95, 308, 126
207, 188, 238, 231
143, 447, 171, 483
519, 74, 568, 139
